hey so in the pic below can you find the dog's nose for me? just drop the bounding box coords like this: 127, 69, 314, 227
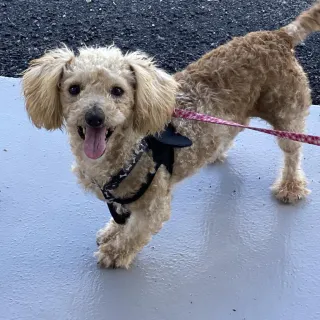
85, 106, 105, 128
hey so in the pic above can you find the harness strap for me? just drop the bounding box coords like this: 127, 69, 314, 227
107, 203, 130, 225
101, 124, 192, 225
103, 140, 148, 191
105, 162, 161, 205
106, 162, 161, 225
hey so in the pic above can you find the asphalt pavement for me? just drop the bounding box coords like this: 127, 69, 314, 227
0, 0, 319, 102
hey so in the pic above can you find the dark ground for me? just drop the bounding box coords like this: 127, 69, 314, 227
1, 0, 320, 103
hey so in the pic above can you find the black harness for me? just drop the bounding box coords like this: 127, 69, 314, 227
100, 124, 192, 224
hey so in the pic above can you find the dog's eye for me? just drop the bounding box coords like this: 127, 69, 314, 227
69, 85, 81, 96
111, 86, 124, 97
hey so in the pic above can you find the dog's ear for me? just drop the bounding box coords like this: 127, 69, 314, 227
22, 47, 75, 130
125, 52, 178, 135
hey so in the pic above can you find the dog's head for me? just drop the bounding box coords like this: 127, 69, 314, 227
22, 46, 178, 160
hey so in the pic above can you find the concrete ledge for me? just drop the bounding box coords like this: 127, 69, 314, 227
1, 77, 320, 320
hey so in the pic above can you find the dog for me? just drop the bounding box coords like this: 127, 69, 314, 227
23, 2, 320, 268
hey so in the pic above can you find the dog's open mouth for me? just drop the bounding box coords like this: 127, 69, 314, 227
77, 126, 114, 160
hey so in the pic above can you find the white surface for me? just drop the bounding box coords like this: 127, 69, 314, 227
0, 76, 320, 320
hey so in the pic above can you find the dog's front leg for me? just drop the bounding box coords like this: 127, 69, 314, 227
95, 201, 171, 269
95, 175, 172, 268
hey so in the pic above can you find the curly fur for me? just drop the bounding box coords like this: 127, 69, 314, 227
23, 2, 320, 268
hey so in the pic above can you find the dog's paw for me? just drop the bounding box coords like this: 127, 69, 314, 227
94, 242, 135, 269
272, 179, 310, 203
95, 223, 137, 269
96, 220, 122, 246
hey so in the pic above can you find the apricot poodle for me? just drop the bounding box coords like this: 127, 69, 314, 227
23, 2, 320, 268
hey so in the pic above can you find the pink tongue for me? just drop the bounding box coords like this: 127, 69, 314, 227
84, 126, 107, 159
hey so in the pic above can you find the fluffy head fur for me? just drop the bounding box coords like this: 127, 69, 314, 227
23, 46, 178, 135
125, 51, 178, 134
22, 47, 75, 130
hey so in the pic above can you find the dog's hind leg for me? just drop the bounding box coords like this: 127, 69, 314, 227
270, 113, 310, 203
255, 62, 311, 204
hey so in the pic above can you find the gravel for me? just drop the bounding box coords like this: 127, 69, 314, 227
1, 0, 319, 103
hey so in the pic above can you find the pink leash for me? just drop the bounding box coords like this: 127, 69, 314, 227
173, 109, 320, 146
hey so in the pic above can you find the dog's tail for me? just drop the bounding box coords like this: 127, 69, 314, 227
282, 1, 320, 46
